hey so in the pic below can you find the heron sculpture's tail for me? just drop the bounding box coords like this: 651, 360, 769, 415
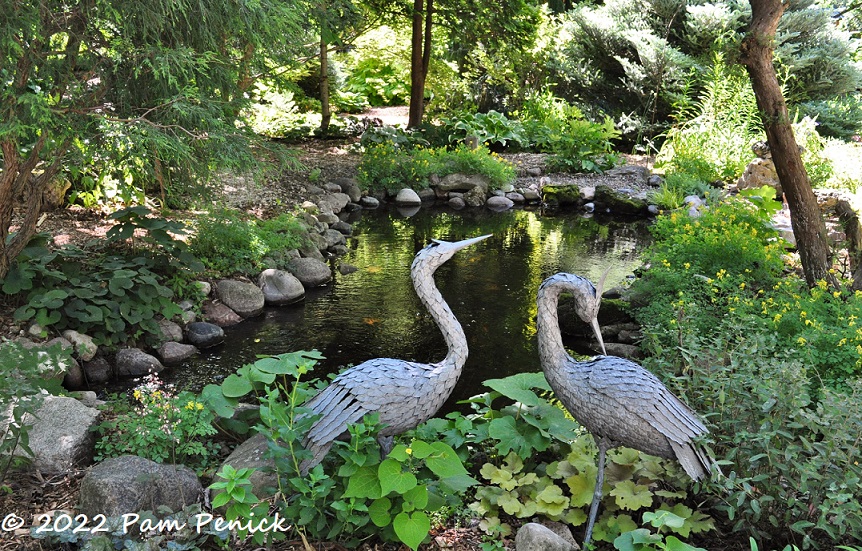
670, 439, 721, 481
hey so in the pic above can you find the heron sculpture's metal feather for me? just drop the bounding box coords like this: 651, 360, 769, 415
536, 272, 717, 547
299, 234, 491, 474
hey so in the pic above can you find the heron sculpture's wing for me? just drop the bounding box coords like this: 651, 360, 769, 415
300, 358, 436, 473
579, 356, 714, 480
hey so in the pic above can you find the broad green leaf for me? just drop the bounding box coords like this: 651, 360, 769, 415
644, 510, 686, 529
610, 480, 653, 511
424, 442, 469, 478
379, 459, 417, 495
439, 473, 478, 494
496, 491, 523, 515
368, 497, 391, 527
408, 439, 435, 459
483, 372, 550, 407
200, 384, 237, 418
392, 511, 430, 551
664, 535, 707, 551
402, 484, 428, 509
388, 444, 410, 462
565, 473, 595, 507
489, 416, 549, 458
534, 484, 569, 516
343, 465, 382, 499
222, 374, 254, 398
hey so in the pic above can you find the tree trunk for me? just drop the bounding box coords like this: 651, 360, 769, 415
320, 31, 332, 135
0, 136, 59, 281
740, 0, 838, 288
408, 0, 432, 128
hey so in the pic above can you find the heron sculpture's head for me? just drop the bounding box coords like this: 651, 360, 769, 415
412, 234, 492, 273
541, 271, 610, 356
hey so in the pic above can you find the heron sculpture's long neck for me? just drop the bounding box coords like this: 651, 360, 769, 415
412, 264, 468, 372
536, 282, 570, 377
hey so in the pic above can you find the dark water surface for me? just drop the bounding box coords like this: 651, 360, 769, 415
170, 205, 651, 411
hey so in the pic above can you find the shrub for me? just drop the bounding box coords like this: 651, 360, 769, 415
798, 95, 862, 140
357, 143, 515, 194
188, 210, 306, 275
94, 374, 220, 473
647, 172, 709, 210
440, 111, 529, 149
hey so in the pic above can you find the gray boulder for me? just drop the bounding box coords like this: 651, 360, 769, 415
606, 164, 651, 186
203, 301, 243, 327
258, 269, 305, 305
515, 523, 578, 551
116, 348, 164, 377
158, 342, 199, 365
156, 319, 184, 343
216, 280, 265, 318
20, 395, 100, 472
523, 189, 541, 202
505, 192, 525, 203
79, 456, 202, 518
330, 220, 353, 235
448, 197, 466, 209
594, 185, 649, 215
83, 357, 112, 383
463, 186, 487, 207
185, 322, 225, 349
418, 188, 437, 202
359, 196, 380, 209
63, 358, 85, 390
486, 196, 514, 211
434, 173, 491, 194
61, 330, 97, 361
287, 257, 332, 287
219, 433, 278, 499
394, 188, 422, 206
317, 212, 340, 225
318, 192, 351, 213
323, 229, 347, 249
333, 177, 362, 203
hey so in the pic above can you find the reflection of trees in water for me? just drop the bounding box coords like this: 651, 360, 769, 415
172, 206, 651, 411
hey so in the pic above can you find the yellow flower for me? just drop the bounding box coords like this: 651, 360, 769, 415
683, 262, 691, 270
405, 447, 413, 456
797, 337, 806, 345
739, 282, 745, 290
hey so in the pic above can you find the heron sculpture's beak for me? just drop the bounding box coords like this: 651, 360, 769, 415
591, 267, 611, 356
590, 316, 607, 356
433, 234, 492, 252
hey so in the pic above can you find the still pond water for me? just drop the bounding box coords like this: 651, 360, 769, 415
171, 205, 651, 412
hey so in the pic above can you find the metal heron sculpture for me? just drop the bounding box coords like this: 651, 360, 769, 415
536, 272, 717, 548
299, 234, 491, 474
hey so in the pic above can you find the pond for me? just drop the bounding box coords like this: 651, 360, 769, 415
170, 205, 652, 412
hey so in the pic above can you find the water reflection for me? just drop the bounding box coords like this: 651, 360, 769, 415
171, 205, 651, 412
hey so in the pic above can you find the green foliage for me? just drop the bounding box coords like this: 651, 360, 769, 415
545, 116, 621, 174
628, 196, 862, 548
94, 374, 220, 473
647, 172, 709, 210
441, 111, 529, 149
3, 240, 184, 347
202, 351, 475, 549
0, 341, 69, 485
799, 95, 862, 140
338, 26, 412, 107
357, 143, 516, 194
657, 55, 761, 183
418, 372, 714, 546
188, 209, 306, 275
105, 206, 203, 273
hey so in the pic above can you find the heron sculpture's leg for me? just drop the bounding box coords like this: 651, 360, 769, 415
584, 438, 610, 549
378, 435, 394, 457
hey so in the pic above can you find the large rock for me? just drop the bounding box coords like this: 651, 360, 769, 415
79, 456, 202, 518
203, 301, 243, 327
394, 188, 422, 206
83, 357, 112, 384
19, 395, 100, 472
594, 185, 649, 215
515, 523, 578, 551
606, 164, 651, 186
737, 157, 782, 195
486, 196, 514, 211
317, 192, 351, 213
156, 319, 184, 343
258, 269, 305, 305
286, 257, 332, 287
158, 342, 199, 365
541, 183, 584, 207
219, 433, 278, 499
115, 348, 164, 377
434, 173, 491, 194
360, 196, 380, 209
61, 330, 97, 361
216, 280, 265, 318
332, 177, 362, 203
185, 322, 225, 349
463, 185, 487, 207
323, 229, 347, 249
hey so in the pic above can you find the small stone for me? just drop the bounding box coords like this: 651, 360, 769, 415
158, 342, 199, 365
448, 197, 466, 209
324, 228, 347, 248
525, 167, 542, 177
185, 322, 225, 349
300, 200, 319, 214
194, 281, 212, 296
339, 263, 358, 275
359, 196, 379, 209
63, 359, 85, 391
157, 319, 184, 343
486, 196, 514, 211
216, 280, 266, 318
258, 269, 305, 305
395, 188, 422, 206
317, 212, 339, 225
647, 174, 663, 187
515, 522, 578, 551
505, 192, 525, 203
286, 257, 332, 287
83, 357, 112, 383
647, 204, 660, 215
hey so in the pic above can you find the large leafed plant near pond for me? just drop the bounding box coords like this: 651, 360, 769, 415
0, 0, 306, 280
